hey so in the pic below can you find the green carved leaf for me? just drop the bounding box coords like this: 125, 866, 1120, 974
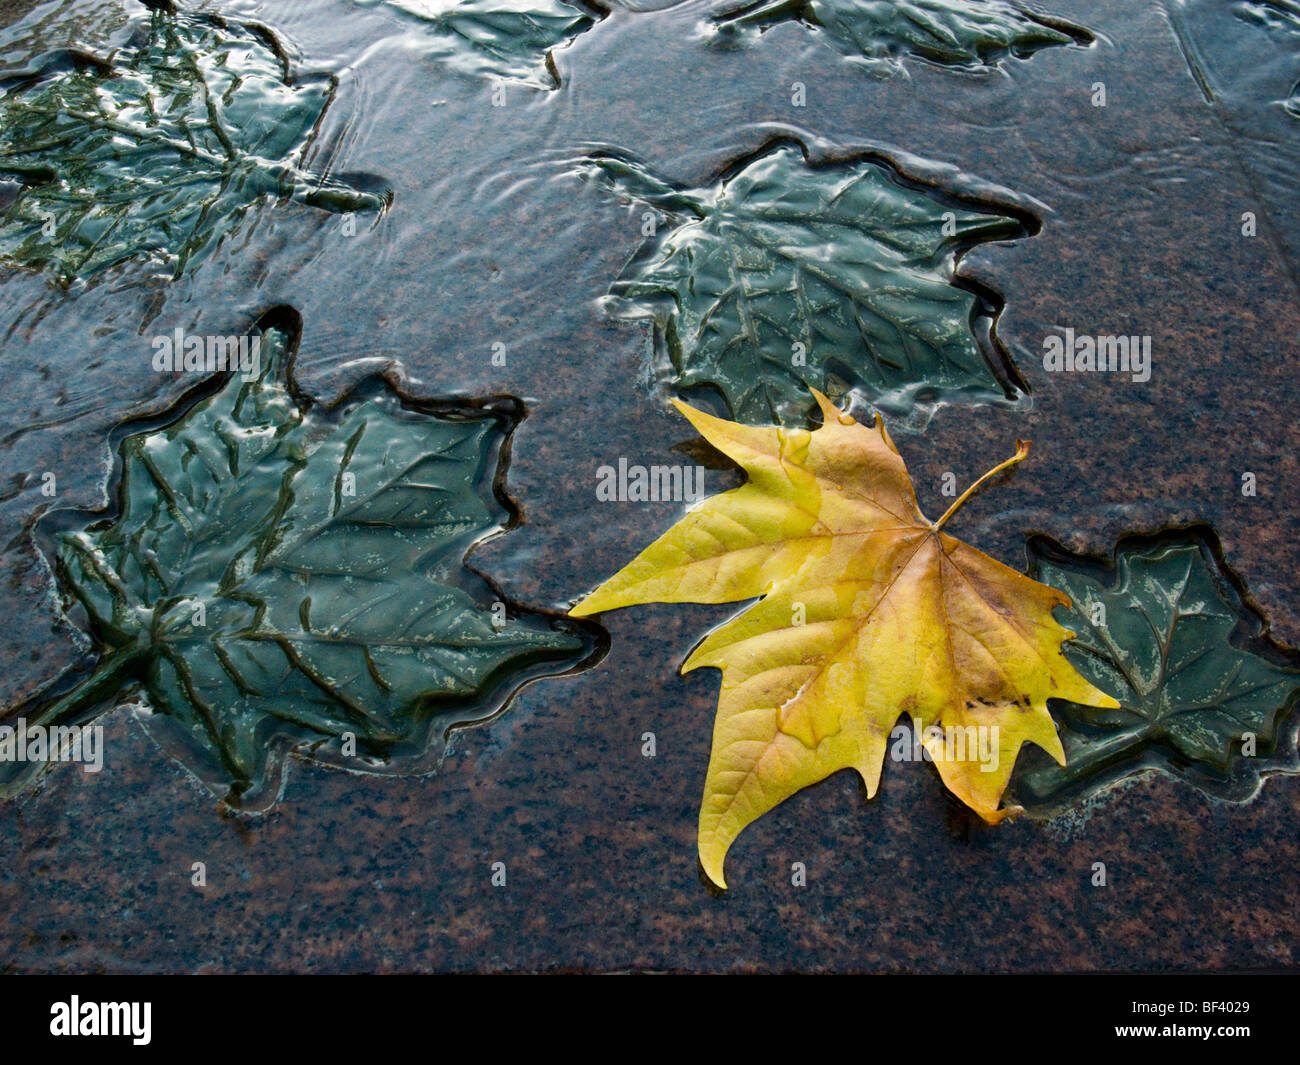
354, 0, 607, 88
585, 145, 1030, 426
1012, 529, 1300, 812
1236, 0, 1300, 37
0, 7, 387, 284
708, 0, 1090, 70
1235, 0, 1300, 116
5, 312, 588, 807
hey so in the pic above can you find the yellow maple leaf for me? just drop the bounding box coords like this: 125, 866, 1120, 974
572, 390, 1119, 889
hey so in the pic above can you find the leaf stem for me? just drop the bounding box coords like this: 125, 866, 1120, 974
587, 156, 708, 219
13, 647, 140, 730
0, 646, 141, 798
930, 440, 1030, 532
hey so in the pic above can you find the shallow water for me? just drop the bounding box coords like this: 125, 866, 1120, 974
0, 0, 1298, 972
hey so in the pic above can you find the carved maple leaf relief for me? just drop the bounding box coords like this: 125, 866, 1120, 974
0, 6, 388, 283
1, 311, 591, 808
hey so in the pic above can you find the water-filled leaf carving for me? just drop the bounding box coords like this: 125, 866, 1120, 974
1013, 528, 1300, 811
0, 5, 387, 283
571, 391, 1116, 888
1234, 0, 1300, 115
584, 145, 1030, 426
355, 0, 607, 88
709, 0, 1090, 71
2, 311, 589, 807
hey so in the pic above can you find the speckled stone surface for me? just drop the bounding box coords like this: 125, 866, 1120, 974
0, 0, 1296, 971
